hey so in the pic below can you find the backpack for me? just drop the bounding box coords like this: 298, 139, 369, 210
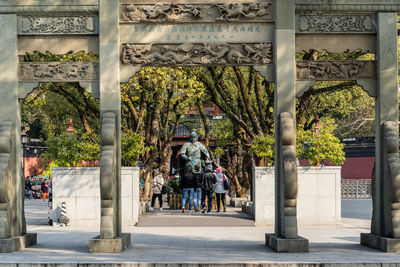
161, 185, 168, 194
223, 174, 230, 190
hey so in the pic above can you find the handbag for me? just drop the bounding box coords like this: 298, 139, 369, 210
161, 185, 168, 194
223, 174, 229, 190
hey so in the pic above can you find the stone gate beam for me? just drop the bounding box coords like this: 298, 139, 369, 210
0, 13, 36, 253
265, 0, 308, 253
89, 0, 130, 253
361, 12, 400, 252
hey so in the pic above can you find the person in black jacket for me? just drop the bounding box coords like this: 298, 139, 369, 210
201, 164, 216, 213
25, 177, 32, 200
193, 164, 203, 212
181, 165, 195, 213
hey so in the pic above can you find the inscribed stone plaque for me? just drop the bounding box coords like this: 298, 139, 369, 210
18, 16, 98, 35
296, 15, 375, 33
120, 23, 273, 43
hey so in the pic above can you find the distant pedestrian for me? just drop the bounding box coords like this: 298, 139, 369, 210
193, 164, 203, 212
181, 165, 196, 213
25, 177, 32, 199
150, 169, 164, 211
215, 168, 229, 212
201, 164, 216, 214
41, 180, 49, 201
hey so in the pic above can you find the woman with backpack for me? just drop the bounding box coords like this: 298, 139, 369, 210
214, 167, 229, 212
150, 169, 164, 211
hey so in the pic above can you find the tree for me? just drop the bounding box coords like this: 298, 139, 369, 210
190, 66, 274, 197
296, 118, 345, 166
121, 67, 204, 200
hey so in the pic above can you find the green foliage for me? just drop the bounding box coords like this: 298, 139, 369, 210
213, 147, 225, 158
41, 160, 63, 179
296, 118, 345, 166
19, 51, 98, 62
168, 175, 181, 194
121, 132, 147, 166
249, 133, 275, 166
211, 119, 235, 147
42, 132, 100, 166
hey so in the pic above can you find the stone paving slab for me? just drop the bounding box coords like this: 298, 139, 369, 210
137, 207, 254, 227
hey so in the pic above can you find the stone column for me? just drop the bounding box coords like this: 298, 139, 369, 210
0, 14, 36, 252
89, 0, 130, 253
265, 0, 308, 252
361, 12, 400, 253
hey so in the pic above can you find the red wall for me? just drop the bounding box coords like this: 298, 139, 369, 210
299, 157, 374, 179
340, 157, 374, 179
21, 157, 45, 178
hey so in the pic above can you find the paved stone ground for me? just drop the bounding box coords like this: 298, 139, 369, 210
2, 198, 400, 264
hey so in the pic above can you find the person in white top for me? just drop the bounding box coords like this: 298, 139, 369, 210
214, 167, 229, 212
150, 169, 164, 211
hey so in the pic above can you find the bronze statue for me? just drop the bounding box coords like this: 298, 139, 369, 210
179, 131, 211, 174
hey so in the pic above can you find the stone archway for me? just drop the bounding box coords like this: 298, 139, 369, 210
0, 0, 398, 254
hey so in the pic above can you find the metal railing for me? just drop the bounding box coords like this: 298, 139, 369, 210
341, 179, 372, 199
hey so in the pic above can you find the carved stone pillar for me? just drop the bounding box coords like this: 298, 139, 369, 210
265, 0, 308, 253
89, 0, 130, 253
361, 12, 400, 253
0, 14, 36, 252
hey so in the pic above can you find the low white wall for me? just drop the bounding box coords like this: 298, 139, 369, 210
253, 166, 341, 226
52, 167, 139, 226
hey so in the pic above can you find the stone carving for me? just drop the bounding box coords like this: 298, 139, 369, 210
100, 112, 120, 239
298, 15, 374, 32
120, 2, 272, 22
18, 62, 99, 82
279, 112, 298, 239
20, 16, 96, 34
120, 4, 201, 22
214, 2, 272, 21
379, 121, 400, 238
296, 61, 376, 81
121, 43, 273, 66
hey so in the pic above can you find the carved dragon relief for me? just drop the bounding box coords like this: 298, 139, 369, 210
18, 62, 99, 82
279, 112, 298, 239
120, 2, 273, 23
296, 61, 376, 81
121, 43, 273, 66
19, 16, 97, 34
298, 15, 375, 33
382, 121, 400, 238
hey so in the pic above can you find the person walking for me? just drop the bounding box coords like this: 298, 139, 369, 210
150, 169, 164, 211
41, 180, 49, 201
193, 164, 203, 212
215, 168, 229, 212
25, 177, 32, 200
201, 164, 216, 214
181, 165, 195, 213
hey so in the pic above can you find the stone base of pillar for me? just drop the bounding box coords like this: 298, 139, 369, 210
89, 233, 131, 253
361, 233, 400, 253
265, 233, 309, 253
0, 233, 37, 252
